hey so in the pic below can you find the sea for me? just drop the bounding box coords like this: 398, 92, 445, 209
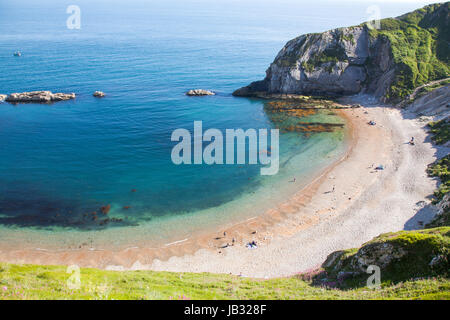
0, 0, 436, 248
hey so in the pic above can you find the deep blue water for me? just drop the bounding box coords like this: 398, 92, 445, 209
0, 0, 437, 232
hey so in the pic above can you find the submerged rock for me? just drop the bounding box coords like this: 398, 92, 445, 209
186, 89, 215, 96
5, 91, 76, 103
100, 204, 111, 215
93, 91, 106, 98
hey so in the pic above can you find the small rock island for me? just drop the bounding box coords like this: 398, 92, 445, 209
186, 89, 215, 96
93, 91, 106, 98
5, 91, 76, 103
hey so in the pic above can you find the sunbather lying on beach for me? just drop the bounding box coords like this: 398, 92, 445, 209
246, 241, 257, 249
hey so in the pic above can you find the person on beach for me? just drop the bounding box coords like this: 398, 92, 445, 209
246, 241, 257, 249
409, 137, 415, 145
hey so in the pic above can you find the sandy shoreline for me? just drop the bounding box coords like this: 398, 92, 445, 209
0, 98, 443, 277
144, 99, 443, 278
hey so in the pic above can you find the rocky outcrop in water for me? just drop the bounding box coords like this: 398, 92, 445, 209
5, 91, 76, 103
186, 89, 215, 96
93, 91, 106, 98
234, 3, 449, 103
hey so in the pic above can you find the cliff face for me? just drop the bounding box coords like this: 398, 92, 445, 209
234, 2, 449, 102
234, 27, 394, 98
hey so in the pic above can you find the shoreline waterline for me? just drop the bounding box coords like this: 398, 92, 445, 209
0, 110, 354, 268
144, 102, 440, 278
1, 101, 437, 278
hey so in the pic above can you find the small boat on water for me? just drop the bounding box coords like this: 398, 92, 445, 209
13, 51, 21, 57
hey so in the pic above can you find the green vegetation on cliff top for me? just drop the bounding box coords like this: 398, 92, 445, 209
428, 119, 450, 146
276, 3, 449, 101
367, 2, 449, 101
428, 112, 450, 197
428, 154, 450, 203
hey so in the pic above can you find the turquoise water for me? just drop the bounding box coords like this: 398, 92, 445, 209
0, 0, 434, 244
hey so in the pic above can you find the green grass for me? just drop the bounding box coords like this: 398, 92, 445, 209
427, 154, 449, 203
0, 228, 448, 300
0, 262, 448, 300
366, 3, 450, 101
428, 119, 450, 145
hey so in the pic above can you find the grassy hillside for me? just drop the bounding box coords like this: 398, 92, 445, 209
428, 154, 449, 202
428, 119, 450, 146
321, 227, 449, 285
426, 118, 450, 227
367, 2, 449, 101
0, 262, 448, 300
